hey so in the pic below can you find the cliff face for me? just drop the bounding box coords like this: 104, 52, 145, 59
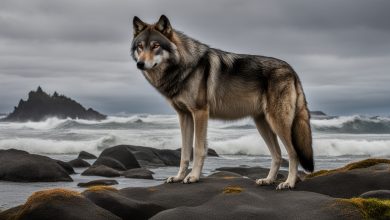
3, 87, 106, 121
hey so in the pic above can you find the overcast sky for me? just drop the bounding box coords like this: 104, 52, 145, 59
1, 0, 389, 116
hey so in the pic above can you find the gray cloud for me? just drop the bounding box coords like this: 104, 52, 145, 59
0, 0, 389, 115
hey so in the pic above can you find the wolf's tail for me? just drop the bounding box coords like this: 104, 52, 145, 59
291, 80, 314, 172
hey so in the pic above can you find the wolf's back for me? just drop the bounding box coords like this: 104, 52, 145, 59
291, 80, 314, 172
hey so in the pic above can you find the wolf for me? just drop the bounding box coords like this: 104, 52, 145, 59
130, 15, 314, 189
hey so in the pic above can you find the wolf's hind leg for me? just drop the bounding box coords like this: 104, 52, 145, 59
254, 115, 282, 186
166, 111, 194, 183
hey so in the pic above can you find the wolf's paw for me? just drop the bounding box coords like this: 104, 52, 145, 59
276, 181, 295, 190
183, 174, 199, 184
256, 178, 275, 186
165, 175, 184, 183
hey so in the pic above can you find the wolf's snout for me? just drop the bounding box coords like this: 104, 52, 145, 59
137, 61, 145, 70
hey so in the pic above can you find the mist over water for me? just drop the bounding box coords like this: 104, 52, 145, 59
0, 114, 390, 157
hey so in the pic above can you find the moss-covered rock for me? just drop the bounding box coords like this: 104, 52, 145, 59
339, 198, 390, 219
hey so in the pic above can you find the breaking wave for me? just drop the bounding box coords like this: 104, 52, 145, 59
311, 115, 390, 134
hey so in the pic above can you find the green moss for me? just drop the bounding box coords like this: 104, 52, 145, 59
223, 186, 244, 194
340, 198, 390, 220
306, 158, 390, 178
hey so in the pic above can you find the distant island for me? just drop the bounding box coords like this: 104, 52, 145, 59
310, 111, 327, 116
2, 87, 106, 122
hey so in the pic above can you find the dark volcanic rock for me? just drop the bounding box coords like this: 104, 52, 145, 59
93, 145, 141, 170
119, 178, 361, 220
55, 160, 75, 174
0, 149, 72, 182
2, 86, 106, 122
78, 179, 119, 187
68, 158, 91, 168
123, 168, 154, 179
81, 165, 121, 177
83, 187, 164, 220
359, 190, 390, 200
78, 151, 97, 159
207, 148, 219, 157
297, 163, 390, 198
125, 145, 181, 166
0, 189, 120, 220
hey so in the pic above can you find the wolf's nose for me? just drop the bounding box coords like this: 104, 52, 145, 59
137, 61, 145, 70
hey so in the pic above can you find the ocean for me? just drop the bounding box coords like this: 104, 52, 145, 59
1, 114, 390, 209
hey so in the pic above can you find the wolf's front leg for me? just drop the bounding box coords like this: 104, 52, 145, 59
166, 112, 194, 183
183, 109, 208, 184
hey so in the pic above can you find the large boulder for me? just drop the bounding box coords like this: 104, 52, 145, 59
125, 145, 181, 166
93, 145, 141, 170
297, 159, 390, 198
119, 177, 362, 220
0, 149, 72, 182
0, 189, 120, 220
68, 158, 91, 168
82, 187, 164, 220
78, 151, 97, 159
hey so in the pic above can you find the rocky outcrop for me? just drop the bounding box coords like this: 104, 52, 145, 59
68, 158, 91, 168
0, 149, 72, 182
2, 87, 106, 122
5, 158, 390, 219
78, 151, 97, 159
0, 189, 120, 220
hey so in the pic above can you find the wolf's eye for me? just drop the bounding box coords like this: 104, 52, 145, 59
152, 44, 160, 50
137, 44, 143, 50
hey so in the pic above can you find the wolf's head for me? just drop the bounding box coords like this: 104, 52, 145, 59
131, 15, 179, 71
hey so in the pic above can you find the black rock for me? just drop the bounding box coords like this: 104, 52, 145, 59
81, 165, 121, 177
56, 160, 75, 174
78, 151, 97, 159
2, 86, 106, 122
0, 189, 120, 220
207, 148, 219, 157
122, 168, 154, 179
297, 163, 390, 198
0, 149, 72, 182
82, 187, 164, 220
119, 178, 362, 220
78, 179, 119, 187
93, 146, 141, 170
68, 158, 91, 168
125, 145, 181, 167
359, 190, 390, 200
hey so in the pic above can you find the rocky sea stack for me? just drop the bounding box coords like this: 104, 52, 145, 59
2, 87, 106, 122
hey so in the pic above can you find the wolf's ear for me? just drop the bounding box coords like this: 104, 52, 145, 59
133, 16, 147, 36
156, 15, 172, 37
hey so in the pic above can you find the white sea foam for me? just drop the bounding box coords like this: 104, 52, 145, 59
0, 134, 117, 155
210, 134, 390, 157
